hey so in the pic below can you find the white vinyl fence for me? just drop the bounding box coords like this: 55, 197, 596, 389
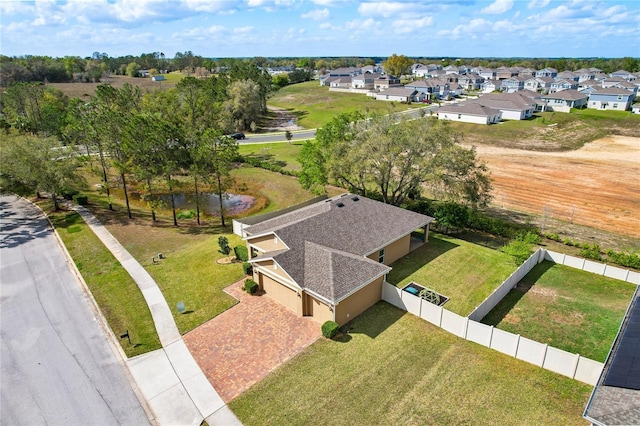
382, 282, 603, 385
468, 248, 545, 322
544, 250, 640, 285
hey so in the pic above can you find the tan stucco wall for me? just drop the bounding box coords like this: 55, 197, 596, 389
367, 234, 411, 266
303, 293, 334, 324
335, 276, 384, 326
247, 233, 283, 253
259, 273, 301, 315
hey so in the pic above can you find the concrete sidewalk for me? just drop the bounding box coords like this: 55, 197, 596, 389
73, 205, 241, 426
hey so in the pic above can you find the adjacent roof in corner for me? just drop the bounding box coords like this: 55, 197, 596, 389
245, 194, 433, 303
584, 288, 640, 425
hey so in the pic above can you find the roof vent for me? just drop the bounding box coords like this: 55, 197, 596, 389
352, 196, 359, 201
336, 202, 345, 207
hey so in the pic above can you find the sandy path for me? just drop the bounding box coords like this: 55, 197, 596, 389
468, 136, 640, 239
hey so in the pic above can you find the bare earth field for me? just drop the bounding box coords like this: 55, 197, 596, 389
472, 135, 640, 242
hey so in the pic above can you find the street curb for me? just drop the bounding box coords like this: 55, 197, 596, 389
26, 196, 158, 425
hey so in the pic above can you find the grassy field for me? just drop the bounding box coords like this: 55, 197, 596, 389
229, 302, 591, 425
49, 73, 180, 99
238, 142, 305, 172
47, 208, 161, 357
268, 80, 418, 129
482, 261, 636, 362
387, 233, 517, 316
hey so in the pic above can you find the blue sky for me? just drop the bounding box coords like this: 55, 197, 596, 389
1, 0, 639, 58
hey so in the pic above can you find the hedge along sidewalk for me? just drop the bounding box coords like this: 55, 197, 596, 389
71, 204, 240, 426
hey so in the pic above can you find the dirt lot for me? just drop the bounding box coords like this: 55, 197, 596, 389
472, 135, 640, 243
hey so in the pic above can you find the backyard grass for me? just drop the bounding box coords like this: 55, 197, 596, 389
47, 208, 161, 357
387, 233, 517, 316
238, 142, 304, 172
482, 261, 636, 362
268, 80, 417, 129
229, 302, 591, 425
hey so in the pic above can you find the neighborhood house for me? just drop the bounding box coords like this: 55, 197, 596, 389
243, 195, 433, 326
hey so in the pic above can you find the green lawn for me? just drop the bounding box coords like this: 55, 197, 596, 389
229, 302, 591, 425
143, 233, 246, 334
238, 142, 304, 171
48, 209, 161, 357
268, 81, 419, 129
387, 233, 517, 316
482, 261, 636, 362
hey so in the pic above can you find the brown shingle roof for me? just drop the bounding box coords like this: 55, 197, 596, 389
541, 89, 588, 101
245, 195, 433, 303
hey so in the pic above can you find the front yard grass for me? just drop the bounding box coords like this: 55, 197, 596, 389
268, 81, 417, 129
48, 209, 161, 357
482, 261, 636, 362
387, 233, 517, 316
229, 302, 591, 425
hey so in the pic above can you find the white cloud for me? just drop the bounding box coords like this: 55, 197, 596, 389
345, 17, 378, 31
481, 0, 514, 15
302, 8, 329, 20
528, 0, 550, 9
358, 2, 417, 18
391, 16, 433, 34
234, 26, 254, 34
183, 0, 230, 13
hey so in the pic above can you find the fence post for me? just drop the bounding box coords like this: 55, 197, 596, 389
437, 306, 443, 327
514, 334, 521, 359
489, 326, 494, 348
572, 354, 581, 379
463, 317, 469, 340
541, 344, 549, 367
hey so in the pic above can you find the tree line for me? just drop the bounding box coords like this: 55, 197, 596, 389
0, 71, 277, 225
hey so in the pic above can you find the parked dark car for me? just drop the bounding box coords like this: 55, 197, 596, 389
229, 132, 246, 140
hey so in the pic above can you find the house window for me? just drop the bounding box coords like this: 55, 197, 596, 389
617, 95, 623, 100
613, 103, 618, 108
378, 249, 385, 263
458, 114, 462, 119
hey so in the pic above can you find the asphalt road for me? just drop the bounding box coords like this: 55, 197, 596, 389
0, 195, 149, 425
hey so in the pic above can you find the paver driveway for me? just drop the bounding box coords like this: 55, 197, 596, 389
184, 280, 321, 402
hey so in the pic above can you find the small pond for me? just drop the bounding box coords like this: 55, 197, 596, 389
128, 192, 256, 216
402, 282, 449, 307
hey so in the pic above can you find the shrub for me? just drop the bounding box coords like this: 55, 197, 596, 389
218, 236, 231, 255
73, 194, 88, 205
321, 320, 339, 339
242, 262, 253, 275
234, 245, 249, 261
606, 250, 640, 269
243, 278, 258, 294
60, 187, 79, 200
580, 243, 602, 261
176, 209, 196, 219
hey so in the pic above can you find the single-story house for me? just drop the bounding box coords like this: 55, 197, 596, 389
437, 103, 502, 124
374, 87, 426, 102
244, 194, 433, 326
540, 90, 588, 112
632, 103, 640, 114
588, 87, 635, 111
329, 77, 353, 89
469, 91, 539, 120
